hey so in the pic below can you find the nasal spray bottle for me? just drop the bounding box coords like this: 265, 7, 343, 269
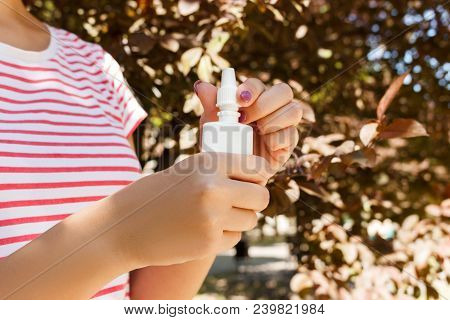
201, 68, 253, 155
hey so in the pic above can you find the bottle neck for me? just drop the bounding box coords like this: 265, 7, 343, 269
217, 110, 240, 123
217, 101, 240, 123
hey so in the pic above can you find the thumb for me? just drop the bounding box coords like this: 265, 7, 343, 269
194, 80, 218, 125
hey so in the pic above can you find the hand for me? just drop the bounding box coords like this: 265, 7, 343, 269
114, 152, 271, 268
196, 78, 305, 173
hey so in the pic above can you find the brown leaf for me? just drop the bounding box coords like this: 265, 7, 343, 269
376, 72, 409, 121
309, 155, 332, 181
340, 148, 376, 168
178, 0, 200, 16
328, 162, 347, 178
128, 33, 155, 55
298, 181, 328, 199
359, 122, 378, 146
262, 184, 292, 217
378, 118, 428, 140
138, 0, 149, 12
363, 148, 377, 167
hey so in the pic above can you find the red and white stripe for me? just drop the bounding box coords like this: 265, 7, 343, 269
0, 25, 147, 299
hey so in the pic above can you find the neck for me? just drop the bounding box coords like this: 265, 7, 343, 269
0, 0, 30, 21
0, 0, 50, 51
0, 0, 45, 31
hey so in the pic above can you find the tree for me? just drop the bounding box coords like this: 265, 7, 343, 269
29, 0, 449, 299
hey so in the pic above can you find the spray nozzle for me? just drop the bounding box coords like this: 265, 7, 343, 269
220, 68, 237, 88
217, 68, 240, 123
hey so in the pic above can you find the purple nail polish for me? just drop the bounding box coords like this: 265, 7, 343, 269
240, 90, 252, 103
239, 112, 247, 122
193, 80, 202, 95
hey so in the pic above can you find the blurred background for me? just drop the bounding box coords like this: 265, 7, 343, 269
28, 0, 449, 299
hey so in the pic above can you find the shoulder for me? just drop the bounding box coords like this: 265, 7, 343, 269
49, 25, 110, 66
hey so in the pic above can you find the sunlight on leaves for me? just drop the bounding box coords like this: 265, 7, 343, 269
359, 122, 379, 146
180, 47, 203, 75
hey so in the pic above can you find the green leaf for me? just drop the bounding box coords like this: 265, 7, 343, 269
209, 52, 230, 69
197, 55, 213, 82
180, 47, 203, 75
206, 30, 230, 54
317, 48, 332, 59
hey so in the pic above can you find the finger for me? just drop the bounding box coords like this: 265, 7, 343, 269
195, 81, 218, 125
218, 231, 242, 252
236, 78, 266, 108
227, 179, 270, 211
222, 208, 258, 232
241, 83, 293, 124
267, 148, 292, 169
257, 101, 303, 135
263, 126, 299, 152
219, 153, 273, 185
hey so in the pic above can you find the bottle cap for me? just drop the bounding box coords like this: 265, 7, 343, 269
217, 68, 240, 122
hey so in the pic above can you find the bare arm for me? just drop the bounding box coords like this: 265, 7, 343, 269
130, 256, 215, 300
127, 136, 215, 299
0, 188, 131, 299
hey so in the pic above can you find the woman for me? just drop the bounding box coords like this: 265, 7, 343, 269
0, 0, 303, 299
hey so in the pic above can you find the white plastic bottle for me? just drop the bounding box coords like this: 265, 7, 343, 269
201, 68, 253, 155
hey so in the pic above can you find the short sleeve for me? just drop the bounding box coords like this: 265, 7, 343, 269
103, 52, 147, 137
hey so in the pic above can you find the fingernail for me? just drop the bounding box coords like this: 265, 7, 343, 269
193, 80, 202, 95
239, 112, 247, 122
240, 90, 252, 103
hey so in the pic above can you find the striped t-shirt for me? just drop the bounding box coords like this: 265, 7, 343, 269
0, 25, 147, 299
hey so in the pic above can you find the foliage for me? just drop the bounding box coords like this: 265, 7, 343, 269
290, 201, 450, 299
29, 0, 449, 299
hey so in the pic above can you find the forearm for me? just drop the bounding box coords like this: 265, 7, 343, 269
130, 255, 216, 300
0, 193, 130, 299
128, 136, 215, 300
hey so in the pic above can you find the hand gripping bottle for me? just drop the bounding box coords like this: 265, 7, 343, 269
201, 68, 253, 155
